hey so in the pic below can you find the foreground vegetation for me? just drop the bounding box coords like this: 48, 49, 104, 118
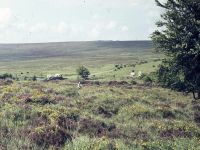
0, 41, 199, 149
0, 75, 199, 149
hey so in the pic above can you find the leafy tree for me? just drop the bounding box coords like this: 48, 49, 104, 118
76, 66, 90, 79
152, 0, 200, 99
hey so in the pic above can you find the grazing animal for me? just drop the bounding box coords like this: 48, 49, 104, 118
77, 82, 82, 89
130, 72, 135, 77
47, 74, 52, 79
138, 71, 142, 77
55, 74, 62, 78
46, 74, 63, 81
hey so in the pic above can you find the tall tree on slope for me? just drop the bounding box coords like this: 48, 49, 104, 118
152, 0, 200, 99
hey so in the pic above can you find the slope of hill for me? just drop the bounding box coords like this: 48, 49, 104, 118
0, 41, 162, 77
0, 41, 153, 61
0, 41, 199, 150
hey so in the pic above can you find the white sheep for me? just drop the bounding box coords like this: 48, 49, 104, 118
130, 72, 135, 77
138, 71, 142, 77
47, 74, 52, 78
54, 74, 62, 78
46, 74, 63, 80
77, 82, 82, 89
47, 74, 53, 80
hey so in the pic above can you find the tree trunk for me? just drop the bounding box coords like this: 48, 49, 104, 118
198, 91, 200, 99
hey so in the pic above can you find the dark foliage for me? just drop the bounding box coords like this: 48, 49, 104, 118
76, 66, 90, 79
0, 73, 13, 80
152, 0, 200, 99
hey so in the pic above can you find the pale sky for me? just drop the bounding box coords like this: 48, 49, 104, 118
0, 0, 164, 43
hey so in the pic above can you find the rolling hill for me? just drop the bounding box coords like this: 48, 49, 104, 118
0, 41, 154, 61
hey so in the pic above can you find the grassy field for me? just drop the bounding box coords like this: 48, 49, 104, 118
0, 41, 199, 150
0, 41, 161, 79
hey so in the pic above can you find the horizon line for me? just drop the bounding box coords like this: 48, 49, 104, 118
0, 40, 152, 45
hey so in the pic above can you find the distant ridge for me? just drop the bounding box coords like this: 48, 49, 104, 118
0, 40, 152, 45
0, 41, 153, 61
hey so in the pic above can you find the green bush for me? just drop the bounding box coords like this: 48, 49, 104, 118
76, 66, 90, 79
139, 72, 158, 84
0, 73, 13, 79
156, 63, 187, 91
32, 75, 37, 81
143, 76, 153, 83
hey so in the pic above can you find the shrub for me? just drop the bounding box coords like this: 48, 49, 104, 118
32, 75, 37, 81
24, 76, 28, 80
76, 66, 90, 79
0, 73, 13, 79
143, 76, 153, 83
138, 73, 146, 80
115, 64, 123, 70
156, 63, 187, 91
139, 72, 157, 84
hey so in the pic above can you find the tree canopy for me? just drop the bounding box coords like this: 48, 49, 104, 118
152, 0, 200, 99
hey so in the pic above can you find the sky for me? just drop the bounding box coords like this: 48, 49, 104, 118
0, 0, 164, 43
